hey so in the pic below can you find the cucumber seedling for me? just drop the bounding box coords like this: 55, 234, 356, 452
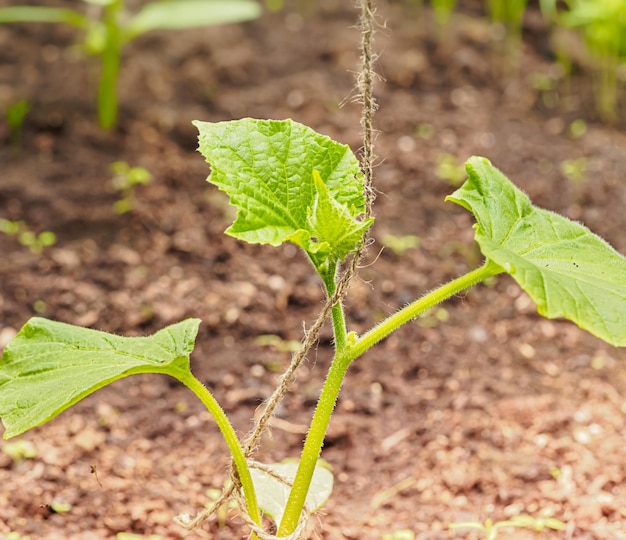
1, 117, 626, 537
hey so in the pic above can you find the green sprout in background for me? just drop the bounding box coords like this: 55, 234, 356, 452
430, 0, 457, 42
414, 121, 435, 140
0, 0, 261, 129
110, 161, 153, 214
559, 156, 588, 186
559, 156, 589, 203
0, 218, 56, 254
541, 0, 626, 121
380, 233, 420, 256
5, 99, 30, 149
449, 514, 567, 540
407, 0, 625, 121
264, 0, 284, 11
435, 152, 467, 186
569, 118, 588, 138
1, 439, 37, 463
486, 0, 528, 74
4, 533, 31, 540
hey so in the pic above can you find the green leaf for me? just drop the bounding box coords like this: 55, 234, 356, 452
250, 460, 334, 526
0, 317, 200, 439
0, 7, 87, 28
193, 118, 373, 267
126, 0, 261, 39
446, 156, 626, 347
291, 170, 373, 266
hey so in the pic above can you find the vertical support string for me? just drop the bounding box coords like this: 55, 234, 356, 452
332, 0, 378, 298
357, 0, 378, 220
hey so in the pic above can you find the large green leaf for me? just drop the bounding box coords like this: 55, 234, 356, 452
193, 118, 373, 268
446, 156, 626, 346
250, 460, 334, 526
0, 7, 88, 28
126, 0, 261, 39
0, 317, 200, 439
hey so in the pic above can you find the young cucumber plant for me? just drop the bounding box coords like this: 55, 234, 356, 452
0, 0, 260, 129
541, 0, 626, 121
486, 0, 528, 73
1, 118, 626, 537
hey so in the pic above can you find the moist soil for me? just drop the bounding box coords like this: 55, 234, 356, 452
1, 1, 626, 539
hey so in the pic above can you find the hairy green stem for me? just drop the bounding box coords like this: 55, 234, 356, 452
277, 352, 350, 536
173, 372, 261, 529
322, 262, 348, 351
277, 259, 503, 536
345, 259, 504, 362
276, 261, 348, 535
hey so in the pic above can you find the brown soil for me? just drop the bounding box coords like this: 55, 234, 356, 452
2, 1, 626, 539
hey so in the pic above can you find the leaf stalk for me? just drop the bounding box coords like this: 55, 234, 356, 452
277, 258, 503, 536
345, 259, 504, 362
172, 372, 262, 531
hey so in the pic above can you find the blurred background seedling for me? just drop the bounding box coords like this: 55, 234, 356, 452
402, 0, 624, 121
0, 218, 56, 254
541, 0, 626, 121
205, 484, 239, 528
435, 153, 467, 187
1, 439, 37, 463
5, 98, 30, 150
559, 156, 588, 186
486, 0, 528, 75
529, 70, 564, 111
370, 477, 416, 510
430, 0, 457, 43
32, 300, 47, 314
414, 122, 435, 140
416, 306, 449, 327
255, 334, 301, 354
5, 533, 31, 540
559, 156, 588, 203
568, 118, 588, 138
380, 233, 420, 256
49, 500, 72, 513
264, 0, 284, 11
0, 0, 261, 128
110, 161, 152, 214
449, 514, 566, 539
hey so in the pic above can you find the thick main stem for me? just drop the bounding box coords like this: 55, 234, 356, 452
322, 263, 348, 351
277, 353, 350, 536
277, 261, 348, 536
276, 260, 503, 536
